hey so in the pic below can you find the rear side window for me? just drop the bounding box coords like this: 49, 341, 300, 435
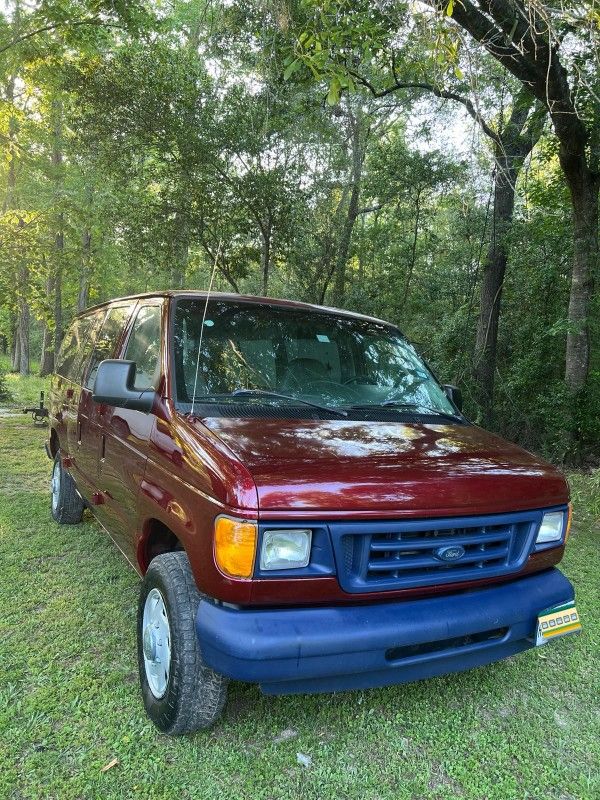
85, 304, 133, 390
124, 305, 162, 390
73, 310, 105, 383
55, 314, 99, 381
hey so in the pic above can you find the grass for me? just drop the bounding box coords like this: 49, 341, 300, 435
1, 377, 599, 800
0, 355, 49, 409
569, 470, 600, 528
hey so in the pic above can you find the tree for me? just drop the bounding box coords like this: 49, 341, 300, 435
271, 1, 550, 419
432, 0, 600, 400
472, 87, 545, 421
0, 0, 597, 459
281, 0, 599, 407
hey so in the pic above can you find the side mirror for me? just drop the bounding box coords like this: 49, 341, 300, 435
443, 384, 463, 412
92, 360, 157, 413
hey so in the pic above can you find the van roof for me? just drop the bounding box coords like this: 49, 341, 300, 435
79, 291, 397, 329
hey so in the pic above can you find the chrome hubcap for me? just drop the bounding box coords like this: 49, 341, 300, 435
51, 461, 60, 512
142, 588, 171, 699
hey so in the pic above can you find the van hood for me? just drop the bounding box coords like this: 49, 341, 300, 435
201, 417, 568, 515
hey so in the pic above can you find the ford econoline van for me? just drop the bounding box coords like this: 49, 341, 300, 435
48, 292, 580, 734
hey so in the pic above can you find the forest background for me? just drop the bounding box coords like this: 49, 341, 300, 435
1, 0, 599, 463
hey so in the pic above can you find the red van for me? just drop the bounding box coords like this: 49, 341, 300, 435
48, 292, 580, 734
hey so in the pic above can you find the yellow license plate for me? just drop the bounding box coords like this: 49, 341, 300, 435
536, 601, 581, 646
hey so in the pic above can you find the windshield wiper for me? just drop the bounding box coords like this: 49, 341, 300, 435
194, 388, 348, 417
347, 401, 463, 423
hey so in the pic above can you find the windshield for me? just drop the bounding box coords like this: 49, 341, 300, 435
172, 299, 458, 418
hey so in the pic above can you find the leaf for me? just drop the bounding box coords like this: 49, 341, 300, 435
446, 0, 455, 15
283, 58, 301, 80
454, 67, 464, 80
101, 758, 119, 773
326, 77, 341, 106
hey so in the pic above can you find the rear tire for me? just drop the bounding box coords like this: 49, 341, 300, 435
137, 552, 228, 735
50, 452, 84, 524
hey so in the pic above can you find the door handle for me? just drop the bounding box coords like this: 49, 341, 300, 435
77, 420, 82, 444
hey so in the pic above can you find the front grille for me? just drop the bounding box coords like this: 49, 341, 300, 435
331, 511, 543, 593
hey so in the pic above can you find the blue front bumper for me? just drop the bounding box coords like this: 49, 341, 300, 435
196, 568, 574, 695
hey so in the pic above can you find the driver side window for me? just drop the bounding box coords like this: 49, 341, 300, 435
124, 305, 162, 390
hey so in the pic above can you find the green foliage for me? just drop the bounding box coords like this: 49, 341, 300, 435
0, 0, 598, 460
277, 0, 463, 102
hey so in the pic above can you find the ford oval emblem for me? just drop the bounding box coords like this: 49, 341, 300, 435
434, 545, 466, 562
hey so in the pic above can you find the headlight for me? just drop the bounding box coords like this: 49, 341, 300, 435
260, 529, 312, 571
536, 511, 566, 545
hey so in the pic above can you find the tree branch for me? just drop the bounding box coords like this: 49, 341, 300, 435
434, 0, 589, 156
0, 18, 124, 55
358, 204, 383, 215
428, 0, 542, 86
349, 71, 502, 145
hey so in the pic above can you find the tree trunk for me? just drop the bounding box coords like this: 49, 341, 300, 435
18, 312, 30, 375
333, 180, 360, 303
5, 3, 22, 370
78, 230, 91, 311
53, 238, 63, 356
333, 104, 366, 304
50, 99, 64, 364
317, 185, 350, 304
472, 162, 518, 422
471, 93, 544, 424
170, 215, 190, 289
401, 188, 422, 310
79, 183, 94, 311
261, 218, 272, 296
40, 267, 55, 376
11, 321, 20, 372
199, 236, 241, 292
3, 2, 19, 215
40, 326, 53, 376
18, 262, 30, 376
561, 163, 599, 392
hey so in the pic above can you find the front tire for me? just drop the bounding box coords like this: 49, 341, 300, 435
50, 452, 84, 524
137, 552, 228, 735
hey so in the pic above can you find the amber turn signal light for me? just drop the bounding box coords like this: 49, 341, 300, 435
214, 516, 257, 578
565, 503, 573, 542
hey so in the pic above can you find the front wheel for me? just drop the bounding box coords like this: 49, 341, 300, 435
50, 452, 84, 524
137, 552, 228, 735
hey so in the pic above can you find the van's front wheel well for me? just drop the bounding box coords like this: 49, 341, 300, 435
138, 520, 183, 574
49, 428, 59, 459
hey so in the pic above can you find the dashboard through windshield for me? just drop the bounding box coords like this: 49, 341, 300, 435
172, 299, 459, 420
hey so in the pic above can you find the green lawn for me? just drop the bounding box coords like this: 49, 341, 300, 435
0, 355, 49, 409
1, 380, 598, 800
